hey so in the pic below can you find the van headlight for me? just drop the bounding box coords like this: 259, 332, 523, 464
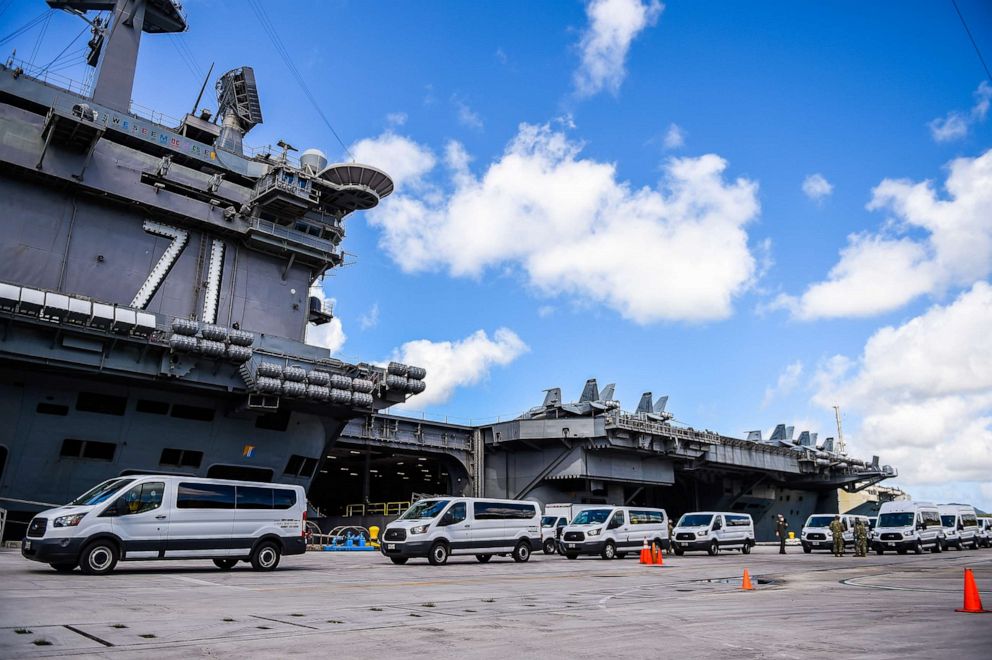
697, 529, 708, 536
587, 528, 602, 537
409, 525, 428, 535
53, 513, 85, 528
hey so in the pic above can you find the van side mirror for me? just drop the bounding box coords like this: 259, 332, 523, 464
608, 518, 621, 530
439, 512, 453, 526
112, 497, 128, 516
916, 522, 925, 530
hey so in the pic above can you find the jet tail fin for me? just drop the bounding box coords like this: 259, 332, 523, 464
579, 379, 599, 403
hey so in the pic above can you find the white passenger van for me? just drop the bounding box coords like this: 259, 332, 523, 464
21, 475, 307, 575
559, 506, 669, 560
379, 497, 541, 565
672, 512, 754, 555
800, 513, 870, 553
872, 501, 944, 554
938, 503, 981, 550
541, 503, 597, 554
979, 518, 992, 548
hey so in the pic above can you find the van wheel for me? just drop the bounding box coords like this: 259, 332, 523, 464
674, 547, 684, 556
213, 558, 238, 570
512, 541, 531, 563
741, 541, 752, 555
390, 557, 408, 565
79, 540, 119, 576
543, 539, 556, 555
600, 542, 616, 560
476, 554, 492, 563
707, 540, 719, 556
931, 542, 941, 553
875, 548, 884, 555
565, 553, 578, 560
914, 540, 923, 554
802, 543, 812, 554
250, 542, 281, 571
427, 542, 449, 566
49, 562, 76, 573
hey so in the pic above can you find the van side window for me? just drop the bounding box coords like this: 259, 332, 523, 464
236, 486, 273, 509
443, 502, 466, 525
712, 516, 722, 530
120, 482, 164, 515
273, 489, 297, 510
177, 482, 235, 509
474, 502, 536, 520
629, 510, 662, 524
727, 515, 750, 526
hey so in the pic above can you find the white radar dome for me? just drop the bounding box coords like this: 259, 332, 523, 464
299, 148, 328, 174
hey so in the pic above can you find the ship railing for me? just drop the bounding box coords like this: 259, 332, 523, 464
605, 410, 721, 444
251, 173, 320, 205
2, 57, 93, 97
247, 217, 341, 256
344, 501, 410, 517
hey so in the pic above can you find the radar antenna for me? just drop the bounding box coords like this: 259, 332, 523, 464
215, 66, 263, 155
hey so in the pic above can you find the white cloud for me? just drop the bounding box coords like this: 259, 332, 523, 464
813, 282, 992, 489
801, 173, 833, 201
573, 0, 663, 97
385, 112, 407, 127
762, 360, 804, 408
304, 280, 346, 354
663, 122, 685, 150
453, 95, 484, 130
350, 131, 436, 188
928, 81, 992, 142
359, 303, 379, 330
388, 328, 528, 407
537, 305, 556, 318
776, 148, 992, 320
356, 122, 762, 324
495, 47, 508, 65
929, 112, 969, 142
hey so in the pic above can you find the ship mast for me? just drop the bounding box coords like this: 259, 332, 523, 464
833, 405, 846, 455
48, 0, 187, 112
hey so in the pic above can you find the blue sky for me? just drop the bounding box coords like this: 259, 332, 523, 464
3, 0, 991, 508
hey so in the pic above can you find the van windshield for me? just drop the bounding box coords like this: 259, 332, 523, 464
400, 499, 450, 520
941, 515, 956, 528
69, 478, 136, 506
806, 516, 834, 528
679, 514, 713, 527
878, 512, 914, 527
571, 509, 611, 525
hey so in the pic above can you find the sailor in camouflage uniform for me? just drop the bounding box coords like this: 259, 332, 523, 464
853, 518, 868, 557
830, 515, 845, 556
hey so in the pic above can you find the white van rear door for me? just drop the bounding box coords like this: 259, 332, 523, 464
112, 480, 169, 559
167, 482, 236, 557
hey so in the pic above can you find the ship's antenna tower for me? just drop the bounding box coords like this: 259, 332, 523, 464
833, 405, 846, 455
48, 0, 187, 111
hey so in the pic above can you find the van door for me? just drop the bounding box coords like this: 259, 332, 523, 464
438, 501, 471, 554
608, 509, 630, 550
711, 515, 725, 545
110, 480, 168, 559
168, 482, 236, 557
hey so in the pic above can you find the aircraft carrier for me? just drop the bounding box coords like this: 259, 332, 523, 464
0, 0, 896, 543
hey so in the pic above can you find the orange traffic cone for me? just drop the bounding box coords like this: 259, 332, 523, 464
652, 543, 664, 566
639, 538, 651, 564
955, 568, 989, 613
741, 569, 754, 591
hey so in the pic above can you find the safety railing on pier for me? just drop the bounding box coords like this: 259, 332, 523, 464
344, 501, 410, 517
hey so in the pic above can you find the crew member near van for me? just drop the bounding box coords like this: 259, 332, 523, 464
853, 518, 868, 557
830, 516, 845, 556
775, 514, 789, 554
666, 517, 674, 555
